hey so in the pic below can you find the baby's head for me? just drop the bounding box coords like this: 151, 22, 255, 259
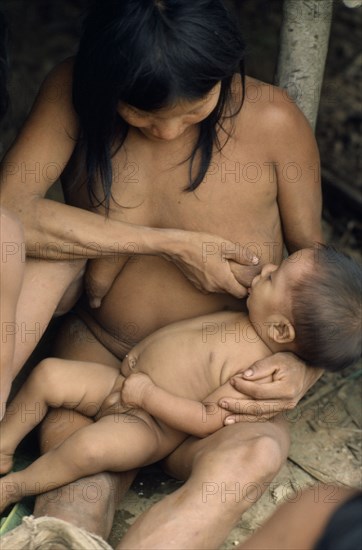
247, 246, 361, 371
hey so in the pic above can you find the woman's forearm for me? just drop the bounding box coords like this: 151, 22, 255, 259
1, 188, 255, 296
1, 192, 188, 261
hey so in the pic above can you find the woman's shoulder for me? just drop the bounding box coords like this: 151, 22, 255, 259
230, 75, 312, 149
38, 57, 75, 105
29, 57, 78, 137
48, 56, 75, 77
242, 75, 309, 131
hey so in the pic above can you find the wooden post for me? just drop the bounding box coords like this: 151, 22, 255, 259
275, 0, 333, 130
343, 0, 362, 7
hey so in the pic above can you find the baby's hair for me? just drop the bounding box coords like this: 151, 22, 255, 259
291, 245, 361, 371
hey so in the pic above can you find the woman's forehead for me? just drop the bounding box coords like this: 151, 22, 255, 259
124, 82, 221, 115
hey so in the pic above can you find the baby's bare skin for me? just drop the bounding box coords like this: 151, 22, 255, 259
122, 311, 269, 397
0, 310, 272, 512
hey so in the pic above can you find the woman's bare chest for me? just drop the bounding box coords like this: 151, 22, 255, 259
107, 133, 278, 235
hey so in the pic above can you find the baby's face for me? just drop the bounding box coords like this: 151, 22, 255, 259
247, 249, 313, 325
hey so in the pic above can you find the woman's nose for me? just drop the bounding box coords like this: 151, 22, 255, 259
151, 120, 185, 141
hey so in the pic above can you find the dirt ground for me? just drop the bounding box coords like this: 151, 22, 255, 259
1, 1, 361, 548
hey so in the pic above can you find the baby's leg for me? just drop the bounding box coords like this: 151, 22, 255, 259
0, 412, 184, 513
0, 358, 119, 474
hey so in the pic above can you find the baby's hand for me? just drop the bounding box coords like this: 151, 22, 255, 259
121, 373, 154, 408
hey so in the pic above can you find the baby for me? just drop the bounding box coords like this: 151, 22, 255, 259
0, 246, 361, 512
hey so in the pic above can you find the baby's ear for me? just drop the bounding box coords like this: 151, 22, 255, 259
267, 315, 295, 344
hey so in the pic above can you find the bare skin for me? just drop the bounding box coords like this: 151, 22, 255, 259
0, 68, 258, 412
236, 485, 360, 550
1, 269, 297, 499
0, 251, 318, 513
0, 208, 86, 416
0, 58, 323, 547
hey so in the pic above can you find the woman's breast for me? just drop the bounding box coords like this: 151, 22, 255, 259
88, 255, 240, 346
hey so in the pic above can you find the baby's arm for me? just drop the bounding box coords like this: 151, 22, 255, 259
120, 372, 249, 438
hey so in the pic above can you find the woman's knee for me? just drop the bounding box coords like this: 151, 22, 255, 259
191, 422, 290, 482
241, 432, 289, 481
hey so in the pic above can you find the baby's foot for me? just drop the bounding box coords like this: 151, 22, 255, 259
0, 452, 14, 475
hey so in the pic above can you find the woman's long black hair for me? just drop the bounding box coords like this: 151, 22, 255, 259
0, 11, 9, 122
73, 0, 246, 210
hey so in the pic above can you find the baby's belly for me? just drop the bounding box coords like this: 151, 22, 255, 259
78, 256, 240, 358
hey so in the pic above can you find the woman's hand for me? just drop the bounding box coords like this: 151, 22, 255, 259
86, 231, 261, 308
219, 352, 324, 422
165, 231, 261, 299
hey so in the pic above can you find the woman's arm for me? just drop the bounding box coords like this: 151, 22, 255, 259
0, 59, 181, 260
218, 91, 325, 418
0, 60, 258, 297
267, 89, 324, 251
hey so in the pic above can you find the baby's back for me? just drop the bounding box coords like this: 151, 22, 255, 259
120, 310, 271, 401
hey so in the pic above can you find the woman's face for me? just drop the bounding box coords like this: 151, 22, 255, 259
118, 82, 221, 142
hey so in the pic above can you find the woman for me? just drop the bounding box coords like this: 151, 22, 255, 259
0, 1, 323, 547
